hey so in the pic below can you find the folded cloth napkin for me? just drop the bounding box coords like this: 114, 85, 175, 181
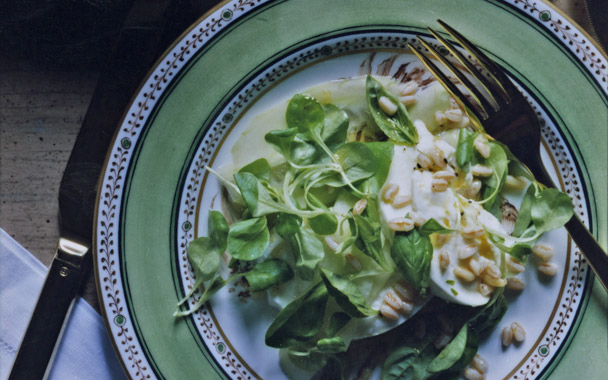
0, 228, 127, 380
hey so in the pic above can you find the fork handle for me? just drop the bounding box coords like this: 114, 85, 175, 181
533, 164, 608, 291
564, 214, 608, 291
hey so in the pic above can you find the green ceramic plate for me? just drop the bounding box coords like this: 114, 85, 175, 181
94, 1, 607, 379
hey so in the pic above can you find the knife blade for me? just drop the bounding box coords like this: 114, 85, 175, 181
7, 1, 207, 378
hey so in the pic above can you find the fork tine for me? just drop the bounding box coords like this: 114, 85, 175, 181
416, 35, 493, 116
407, 43, 484, 126
425, 28, 498, 113
437, 20, 513, 104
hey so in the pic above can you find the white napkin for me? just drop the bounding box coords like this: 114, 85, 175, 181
0, 228, 127, 380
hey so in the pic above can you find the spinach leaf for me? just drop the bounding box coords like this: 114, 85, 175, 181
264, 128, 321, 166
264, 127, 298, 158
353, 214, 388, 269
382, 344, 437, 380
456, 128, 479, 169
244, 258, 294, 292
307, 192, 338, 235
419, 218, 453, 236
238, 158, 271, 181
323, 142, 377, 187
289, 228, 325, 280
366, 75, 418, 145
275, 212, 302, 239
320, 268, 377, 318
391, 229, 433, 294
187, 237, 221, 283
531, 188, 574, 235
382, 347, 419, 380
321, 104, 349, 151
285, 93, 325, 134
227, 217, 270, 261
265, 281, 329, 348
187, 211, 229, 283
233, 172, 278, 217
208, 210, 229, 252
358, 141, 394, 195
327, 312, 351, 336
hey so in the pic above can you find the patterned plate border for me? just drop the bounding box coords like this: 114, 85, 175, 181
175, 34, 591, 380
94, 1, 606, 379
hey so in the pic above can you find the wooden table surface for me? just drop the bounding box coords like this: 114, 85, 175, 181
0, 0, 601, 313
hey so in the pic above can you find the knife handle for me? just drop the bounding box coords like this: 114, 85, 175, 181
9, 239, 89, 380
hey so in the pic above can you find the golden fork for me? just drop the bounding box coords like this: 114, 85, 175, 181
408, 20, 608, 291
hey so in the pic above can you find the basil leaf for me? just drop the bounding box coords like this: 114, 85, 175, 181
320, 268, 377, 318
455, 128, 479, 169
238, 158, 272, 181
307, 192, 338, 235
481, 142, 508, 212
208, 210, 229, 252
227, 217, 270, 261
419, 218, 453, 236
275, 213, 302, 239
265, 281, 329, 348
531, 188, 574, 235
187, 237, 221, 282
286, 93, 325, 134
245, 258, 294, 292
382, 345, 437, 380
366, 75, 417, 144
428, 324, 475, 373
390, 229, 433, 294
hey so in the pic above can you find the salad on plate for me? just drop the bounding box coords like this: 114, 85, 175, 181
175, 73, 573, 380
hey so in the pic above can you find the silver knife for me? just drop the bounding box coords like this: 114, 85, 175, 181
7, 0, 208, 378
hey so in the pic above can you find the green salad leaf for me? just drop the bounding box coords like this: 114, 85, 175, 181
227, 217, 270, 261
320, 268, 377, 318
265, 281, 329, 348
419, 218, 453, 236
391, 229, 433, 294
366, 75, 418, 145
428, 324, 477, 373
456, 128, 479, 169
244, 258, 294, 292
